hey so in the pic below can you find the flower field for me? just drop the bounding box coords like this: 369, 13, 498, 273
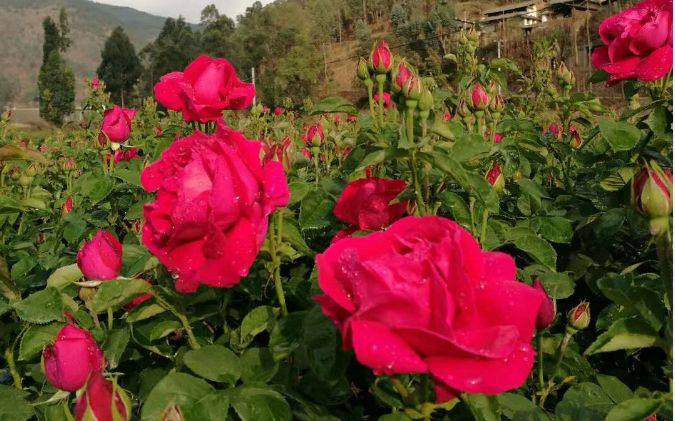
0, 0, 672, 420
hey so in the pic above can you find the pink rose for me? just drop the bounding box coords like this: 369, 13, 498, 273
77, 230, 123, 281
333, 178, 408, 233
141, 122, 290, 293
98, 106, 136, 146
154, 55, 255, 123
43, 324, 105, 392
315, 217, 543, 398
592, 0, 673, 85
74, 373, 129, 421
370, 40, 392, 73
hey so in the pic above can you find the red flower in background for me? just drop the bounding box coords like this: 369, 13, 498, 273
113, 148, 140, 163
333, 177, 407, 238
592, 0, 673, 85
347, 115, 358, 123
306, 123, 324, 146
43, 324, 105, 392
154, 55, 255, 123
274, 107, 283, 116
141, 121, 289, 293
62, 196, 74, 217
99, 106, 135, 146
315, 217, 543, 399
91, 78, 100, 90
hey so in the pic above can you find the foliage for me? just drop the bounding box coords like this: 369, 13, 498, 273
97, 27, 142, 106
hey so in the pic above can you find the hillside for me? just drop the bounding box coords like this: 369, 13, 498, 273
0, 0, 168, 105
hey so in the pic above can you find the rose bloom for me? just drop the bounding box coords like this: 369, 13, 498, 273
98, 106, 136, 146
334, 177, 407, 233
77, 230, 123, 281
141, 121, 290, 293
315, 217, 543, 399
43, 324, 105, 392
592, 0, 673, 85
154, 55, 255, 123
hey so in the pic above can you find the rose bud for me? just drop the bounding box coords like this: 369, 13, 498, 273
533, 280, 555, 331
91, 78, 100, 91
63, 159, 75, 172
403, 76, 423, 101
61, 196, 74, 217
274, 107, 283, 116
557, 62, 575, 87
457, 99, 470, 118
567, 302, 590, 331
262, 106, 270, 114
569, 126, 582, 149
357, 57, 370, 81
632, 162, 673, 236
347, 115, 357, 123
74, 373, 130, 421
392, 60, 414, 93
418, 89, 434, 112
486, 163, 505, 193
370, 40, 392, 74
98, 106, 136, 147
154, 126, 163, 137
306, 123, 324, 146
547, 123, 561, 139
76, 230, 123, 281
42, 324, 105, 392
488, 80, 499, 96
493, 133, 504, 144
491, 95, 505, 113
470, 83, 490, 110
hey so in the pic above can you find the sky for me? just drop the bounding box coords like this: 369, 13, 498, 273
93, 0, 274, 23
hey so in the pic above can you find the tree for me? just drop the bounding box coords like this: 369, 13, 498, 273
38, 51, 75, 126
355, 19, 372, 56
97, 27, 142, 105
200, 5, 238, 59
39, 8, 74, 126
139, 17, 201, 96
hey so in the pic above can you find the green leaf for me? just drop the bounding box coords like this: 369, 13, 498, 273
230, 386, 292, 421
0, 385, 34, 421
91, 278, 152, 313
448, 135, 492, 163
597, 274, 665, 331
288, 182, 311, 206
604, 398, 661, 421
46, 264, 82, 290
103, 327, 130, 369
239, 306, 277, 348
378, 414, 412, 421
355, 148, 407, 172
19, 322, 63, 361
299, 189, 334, 232
509, 230, 557, 270
63, 219, 87, 244
310, 97, 357, 115
585, 318, 661, 355
596, 375, 633, 404
462, 394, 501, 421
531, 216, 573, 244
184, 344, 241, 385
439, 192, 472, 229
268, 311, 304, 361
10, 257, 37, 282
183, 391, 230, 420
556, 383, 614, 420
141, 373, 214, 421
240, 347, 279, 383
12, 287, 64, 324
147, 320, 181, 341
497, 393, 550, 420
122, 245, 153, 277
126, 303, 166, 323
76, 173, 114, 203
539, 272, 575, 299
598, 119, 641, 152
282, 218, 314, 257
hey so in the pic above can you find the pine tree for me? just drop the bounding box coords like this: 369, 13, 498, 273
38, 51, 75, 126
97, 27, 142, 105
38, 8, 75, 126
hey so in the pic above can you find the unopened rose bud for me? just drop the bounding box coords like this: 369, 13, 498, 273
63, 159, 75, 172
418, 90, 434, 112
569, 126, 582, 149
403, 76, 423, 100
61, 196, 73, 217
632, 162, 672, 236
74, 373, 130, 421
486, 163, 505, 193
470, 83, 490, 111
491, 95, 505, 113
567, 302, 590, 331
370, 40, 392, 74
77, 230, 123, 281
533, 280, 555, 331
357, 58, 370, 81
488, 80, 499, 96
306, 123, 324, 146
457, 99, 470, 118
557, 62, 575, 87
392, 60, 414, 93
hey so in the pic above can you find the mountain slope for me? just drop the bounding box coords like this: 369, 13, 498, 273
0, 0, 168, 105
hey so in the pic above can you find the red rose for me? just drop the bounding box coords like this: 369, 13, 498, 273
470, 83, 490, 110
373, 92, 394, 109
98, 106, 136, 146
493, 133, 504, 143
315, 217, 543, 397
74, 373, 129, 421
533, 280, 555, 331
141, 122, 290, 293
77, 230, 123, 281
113, 148, 140, 163
274, 107, 283, 116
154, 55, 255, 123
393, 61, 414, 92
347, 115, 357, 123
91, 78, 100, 90
306, 123, 324, 146
546, 123, 561, 139
370, 40, 392, 73
62, 196, 74, 217
43, 324, 105, 392
333, 177, 407, 233
592, 0, 673, 85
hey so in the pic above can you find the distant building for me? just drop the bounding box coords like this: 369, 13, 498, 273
481, 0, 611, 32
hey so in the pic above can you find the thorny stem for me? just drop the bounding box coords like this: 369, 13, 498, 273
480, 208, 490, 248
405, 102, 426, 215
537, 333, 545, 395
